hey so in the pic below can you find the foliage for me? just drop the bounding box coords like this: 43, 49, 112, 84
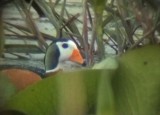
105, 0, 160, 53
3, 70, 113, 115
1, 0, 160, 65
0, 45, 160, 114
0, 73, 16, 108
113, 45, 160, 115
1, 1, 160, 115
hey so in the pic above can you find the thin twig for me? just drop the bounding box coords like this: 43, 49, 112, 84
6, 52, 30, 59
130, 23, 160, 49
60, 13, 80, 30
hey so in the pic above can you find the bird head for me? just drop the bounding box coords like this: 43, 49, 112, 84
45, 38, 84, 73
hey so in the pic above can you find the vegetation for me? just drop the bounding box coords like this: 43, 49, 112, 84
1, 45, 160, 115
0, 0, 160, 115
1, 0, 160, 65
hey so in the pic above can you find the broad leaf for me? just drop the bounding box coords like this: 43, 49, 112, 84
3, 45, 160, 115
0, 73, 16, 108
4, 70, 115, 115
113, 45, 160, 115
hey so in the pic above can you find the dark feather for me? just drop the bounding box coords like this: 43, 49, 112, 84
50, 38, 70, 43
44, 42, 60, 71
0, 64, 45, 78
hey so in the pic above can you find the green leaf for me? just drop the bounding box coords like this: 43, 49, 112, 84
92, 56, 118, 69
0, 73, 16, 108
0, 110, 26, 115
3, 45, 160, 115
96, 70, 116, 115
113, 45, 160, 115
4, 70, 115, 115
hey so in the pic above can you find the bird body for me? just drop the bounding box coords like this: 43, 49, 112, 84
0, 38, 84, 91
1, 69, 42, 91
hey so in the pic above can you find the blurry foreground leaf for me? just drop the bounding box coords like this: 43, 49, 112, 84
0, 110, 26, 115
113, 45, 160, 115
4, 70, 115, 115
96, 70, 116, 115
92, 56, 119, 69
0, 73, 16, 108
2, 45, 160, 115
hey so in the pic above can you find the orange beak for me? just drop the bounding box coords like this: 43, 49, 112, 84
69, 49, 84, 64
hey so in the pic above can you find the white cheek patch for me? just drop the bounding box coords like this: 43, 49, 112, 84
68, 40, 78, 49
56, 40, 77, 62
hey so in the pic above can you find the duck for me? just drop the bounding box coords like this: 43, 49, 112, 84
0, 38, 84, 91
45, 38, 84, 74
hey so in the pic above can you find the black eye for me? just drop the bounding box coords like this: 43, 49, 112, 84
62, 43, 68, 49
